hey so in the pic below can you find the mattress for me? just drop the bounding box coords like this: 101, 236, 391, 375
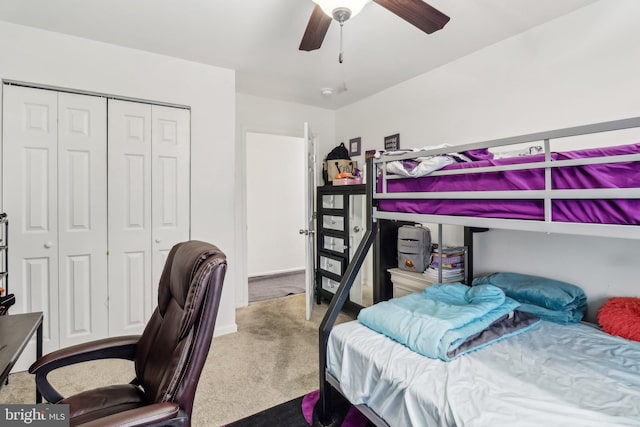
327, 320, 640, 427
376, 143, 640, 225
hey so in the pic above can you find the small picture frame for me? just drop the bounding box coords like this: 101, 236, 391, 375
384, 133, 400, 151
349, 137, 361, 156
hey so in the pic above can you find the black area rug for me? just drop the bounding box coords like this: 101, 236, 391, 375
223, 390, 372, 427
223, 395, 308, 427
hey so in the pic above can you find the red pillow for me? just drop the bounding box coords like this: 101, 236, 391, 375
597, 297, 640, 342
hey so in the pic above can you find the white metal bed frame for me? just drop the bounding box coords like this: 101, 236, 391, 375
316, 116, 640, 427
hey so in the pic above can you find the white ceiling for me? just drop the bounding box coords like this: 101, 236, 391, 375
0, 0, 597, 109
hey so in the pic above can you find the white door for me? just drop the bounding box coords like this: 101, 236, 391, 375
3, 88, 190, 355
108, 99, 153, 336
57, 92, 109, 348
3, 85, 60, 356
151, 105, 190, 305
108, 100, 190, 335
303, 123, 317, 320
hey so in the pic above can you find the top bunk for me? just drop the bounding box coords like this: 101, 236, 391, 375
372, 117, 640, 239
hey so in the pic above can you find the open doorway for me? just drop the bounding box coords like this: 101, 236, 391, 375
245, 132, 306, 302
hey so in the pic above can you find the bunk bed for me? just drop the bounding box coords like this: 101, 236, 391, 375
316, 117, 640, 427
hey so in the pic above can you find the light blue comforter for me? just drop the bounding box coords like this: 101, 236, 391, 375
472, 272, 587, 323
358, 283, 521, 361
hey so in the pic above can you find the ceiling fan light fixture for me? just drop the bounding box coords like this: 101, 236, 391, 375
313, 0, 371, 21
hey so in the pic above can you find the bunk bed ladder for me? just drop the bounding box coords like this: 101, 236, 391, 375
316, 157, 378, 426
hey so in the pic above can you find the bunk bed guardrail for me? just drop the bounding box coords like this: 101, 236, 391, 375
375, 116, 640, 240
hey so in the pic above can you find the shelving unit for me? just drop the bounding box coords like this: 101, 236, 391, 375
315, 184, 368, 309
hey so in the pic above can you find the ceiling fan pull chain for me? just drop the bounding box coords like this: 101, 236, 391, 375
339, 22, 344, 64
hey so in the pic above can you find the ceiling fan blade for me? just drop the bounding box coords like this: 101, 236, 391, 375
299, 5, 333, 51
373, 0, 450, 34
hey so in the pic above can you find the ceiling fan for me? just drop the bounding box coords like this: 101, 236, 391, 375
299, 0, 450, 52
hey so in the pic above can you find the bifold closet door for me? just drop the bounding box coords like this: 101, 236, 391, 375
3, 86, 60, 355
2, 85, 108, 356
150, 105, 190, 305
107, 100, 153, 336
57, 92, 109, 348
108, 100, 190, 336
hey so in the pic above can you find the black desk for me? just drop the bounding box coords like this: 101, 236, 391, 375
0, 312, 43, 402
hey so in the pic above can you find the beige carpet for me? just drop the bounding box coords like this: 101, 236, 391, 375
0, 294, 355, 426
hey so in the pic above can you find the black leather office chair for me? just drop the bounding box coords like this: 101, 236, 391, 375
29, 240, 227, 426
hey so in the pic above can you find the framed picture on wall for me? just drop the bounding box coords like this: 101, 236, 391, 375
349, 137, 361, 156
384, 133, 400, 151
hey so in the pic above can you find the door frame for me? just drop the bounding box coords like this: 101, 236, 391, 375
236, 125, 311, 308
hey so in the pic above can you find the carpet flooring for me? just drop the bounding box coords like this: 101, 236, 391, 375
249, 271, 306, 302
0, 294, 355, 426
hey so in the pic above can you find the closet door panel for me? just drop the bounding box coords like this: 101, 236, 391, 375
124, 251, 146, 326
58, 93, 108, 348
151, 105, 190, 304
108, 99, 152, 336
2, 85, 60, 354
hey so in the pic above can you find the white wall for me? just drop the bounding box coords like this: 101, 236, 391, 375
0, 21, 238, 335
334, 0, 640, 321
235, 93, 336, 306
246, 132, 305, 277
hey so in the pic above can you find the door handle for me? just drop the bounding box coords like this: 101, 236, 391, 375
299, 229, 315, 236
44, 241, 53, 249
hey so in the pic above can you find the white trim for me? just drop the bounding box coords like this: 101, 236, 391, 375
3, 79, 190, 110
213, 323, 238, 337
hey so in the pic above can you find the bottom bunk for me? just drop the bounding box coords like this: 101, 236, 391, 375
326, 318, 640, 426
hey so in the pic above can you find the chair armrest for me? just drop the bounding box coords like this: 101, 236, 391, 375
30, 335, 140, 373
76, 402, 182, 427
29, 335, 140, 403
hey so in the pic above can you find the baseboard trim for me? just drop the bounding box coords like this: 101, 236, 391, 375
214, 322, 238, 337
248, 269, 304, 281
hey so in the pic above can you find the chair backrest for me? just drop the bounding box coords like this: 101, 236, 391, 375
133, 240, 227, 420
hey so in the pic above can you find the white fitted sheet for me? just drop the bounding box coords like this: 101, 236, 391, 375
327, 320, 640, 427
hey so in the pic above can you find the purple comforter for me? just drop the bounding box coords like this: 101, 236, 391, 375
377, 143, 640, 225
